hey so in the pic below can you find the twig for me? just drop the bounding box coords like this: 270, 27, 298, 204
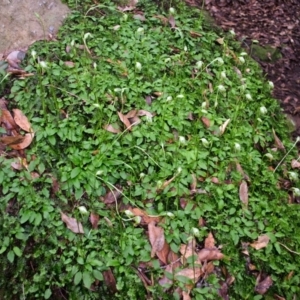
278, 242, 300, 256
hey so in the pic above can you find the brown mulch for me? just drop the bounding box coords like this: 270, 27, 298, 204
201, 0, 300, 137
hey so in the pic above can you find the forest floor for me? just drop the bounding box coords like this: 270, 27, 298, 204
201, 0, 300, 138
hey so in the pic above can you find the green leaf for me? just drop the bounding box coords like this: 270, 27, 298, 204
7, 250, 15, 263
13, 246, 22, 257
93, 270, 103, 281
71, 167, 81, 179
74, 271, 82, 285
83, 271, 93, 289
44, 288, 52, 299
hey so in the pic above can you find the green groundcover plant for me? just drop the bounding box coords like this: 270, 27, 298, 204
0, 0, 300, 299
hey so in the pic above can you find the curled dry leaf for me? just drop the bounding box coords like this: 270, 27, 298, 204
272, 128, 285, 150
103, 268, 117, 293
291, 159, 300, 169
219, 119, 231, 135
255, 275, 273, 295
175, 267, 203, 284
118, 111, 132, 130
239, 180, 248, 208
204, 232, 215, 248
104, 124, 121, 134
148, 221, 165, 258
90, 212, 100, 229
1, 109, 18, 132
61, 212, 84, 234
6, 133, 34, 150
168, 15, 176, 29
250, 234, 270, 250
198, 248, 224, 261
201, 116, 211, 128
101, 187, 122, 204
13, 109, 32, 132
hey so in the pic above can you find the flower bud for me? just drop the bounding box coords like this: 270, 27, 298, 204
166, 212, 175, 218
166, 96, 173, 101
216, 57, 224, 65
135, 62, 142, 71
220, 71, 226, 79
31, 50, 37, 59
245, 93, 252, 100
169, 7, 175, 15
124, 210, 134, 218
39, 61, 47, 68
136, 27, 144, 35
195, 60, 203, 69
259, 106, 267, 114
292, 187, 300, 197
289, 172, 299, 182
268, 81, 274, 89
177, 167, 182, 174
200, 138, 209, 147
229, 29, 235, 35
78, 206, 88, 214
133, 216, 141, 224
264, 153, 273, 160
191, 227, 200, 237
179, 136, 186, 144
238, 56, 245, 64
217, 85, 226, 93
234, 143, 241, 152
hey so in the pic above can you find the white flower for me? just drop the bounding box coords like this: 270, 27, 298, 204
239, 56, 245, 64
133, 216, 141, 224
229, 29, 235, 35
70, 39, 75, 47
177, 167, 182, 173
179, 136, 186, 144
195, 60, 203, 69
240, 52, 247, 56
289, 172, 299, 182
191, 227, 200, 237
135, 62, 142, 71
39, 61, 47, 68
200, 138, 209, 147
136, 27, 144, 35
201, 101, 207, 108
124, 210, 134, 218
220, 71, 226, 79
268, 81, 274, 89
93, 62, 97, 69
169, 7, 175, 15
234, 143, 241, 152
217, 85, 226, 93
166, 96, 173, 101
292, 187, 300, 197
96, 170, 104, 176
184, 46, 188, 52
166, 212, 175, 218
139, 172, 145, 178
31, 50, 37, 59
264, 153, 273, 160
176, 94, 184, 98
215, 57, 224, 65
156, 180, 163, 189
245, 93, 252, 100
78, 206, 88, 214
259, 106, 268, 114
164, 57, 171, 63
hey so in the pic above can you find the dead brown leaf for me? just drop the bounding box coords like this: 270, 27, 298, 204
64, 61, 75, 67
204, 232, 215, 248
61, 212, 84, 233
90, 212, 100, 229
168, 15, 176, 29
201, 116, 211, 128
0, 109, 18, 132
101, 188, 122, 204
148, 221, 165, 258
239, 180, 248, 208
255, 274, 273, 295
13, 109, 32, 132
103, 268, 117, 293
219, 119, 230, 135
250, 234, 270, 250
175, 267, 203, 283
198, 248, 224, 261
180, 238, 198, 265
272, 129, 285, 150
118, 111, 132, 130
291, 159, 300, 169
104, 124, 121, 134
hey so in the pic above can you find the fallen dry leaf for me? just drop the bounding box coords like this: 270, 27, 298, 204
198, 248, 224, 261
90, 212, 100, 229
180, 238, 198, 265
201, 116, 211, 128
0, 109, 18, 132
168, 15, 176, 28
104, 124, 121, 134
13, 109, 32, 132
272, 129, 285, 150
255, 274, 273, 295
291, 159, 300, 169
175, 267, 203, 283
239, 180, 248, 208
219, 119, 230, 135
118, 111, 132, 130
250, 234, 270, 250
103, 268, 117, 293
204, 232, 215, 248
148, 221, 165, 258
6, 133, 34, 150
61, 212, 84, 233
101, 188, 122, 204
182, 291, 191, 300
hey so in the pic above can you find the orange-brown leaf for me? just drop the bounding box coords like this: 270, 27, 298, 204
90, 212, 100, 229
239, 180, 248, 207
148, 221, 165, 258
198, 248, 224, 261
61, 212, 84, 233
250, 234, 270, 250
272, 129, 285, 150
204, 232, 215, 248
0, 109, 18, 131
13, 109, 32, 132
103, 268, 117, 293
127, 207, 160, 224
291, 159, 300, 169
104, 124, 121, 134
117, 111, 132, 130
201, 116, 211, 128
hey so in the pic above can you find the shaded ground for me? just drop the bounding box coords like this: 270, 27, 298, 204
202, 0, 300, 138
0, 0, 69, 55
